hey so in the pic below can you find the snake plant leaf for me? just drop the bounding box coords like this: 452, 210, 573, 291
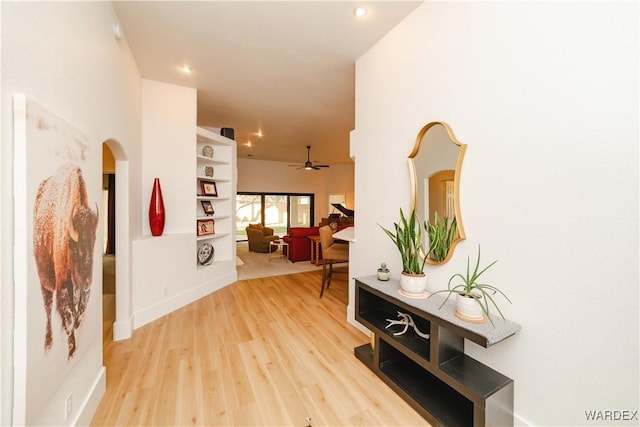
378, 208, 429, 274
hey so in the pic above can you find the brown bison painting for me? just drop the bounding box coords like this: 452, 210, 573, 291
33, 163, 99, 359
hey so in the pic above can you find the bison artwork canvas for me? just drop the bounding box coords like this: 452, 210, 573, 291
13, 95, 102, 424
33, 163, 99, 359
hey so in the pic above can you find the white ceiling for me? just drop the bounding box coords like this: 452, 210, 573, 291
112, 1, 422, 166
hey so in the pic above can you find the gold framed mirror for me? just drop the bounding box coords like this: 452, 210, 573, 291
409, 121, 466, 265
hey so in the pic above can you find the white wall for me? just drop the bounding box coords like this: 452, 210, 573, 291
351, 1, 638, 425
141, 79, 196, 234
1, 2, 141, 425
237, 158, 354, 224
129, 87, 238, 333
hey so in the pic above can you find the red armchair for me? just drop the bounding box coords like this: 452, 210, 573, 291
283, 226, 319, 262
283, 225, 351, 263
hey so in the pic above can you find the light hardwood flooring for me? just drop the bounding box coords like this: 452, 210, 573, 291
92, 270, 428, 426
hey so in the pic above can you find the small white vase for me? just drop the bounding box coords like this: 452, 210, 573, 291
377, 270, 390, 281
455, 293, 484, 321
400, 272, 428, 295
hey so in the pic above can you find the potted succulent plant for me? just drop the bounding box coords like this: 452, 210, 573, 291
431, 246, 511, 325
425, 212, 458, 263
377, 263, 390, 281
379, 208, 436, 295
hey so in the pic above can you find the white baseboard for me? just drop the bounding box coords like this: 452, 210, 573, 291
514, 412, 532, 426
112, 318, 133, 341
347, 305, 370, 336
132, 270, 237, 331
75, 366, 106, 426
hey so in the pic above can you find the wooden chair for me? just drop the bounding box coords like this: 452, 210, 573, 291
318, 225, 349, 297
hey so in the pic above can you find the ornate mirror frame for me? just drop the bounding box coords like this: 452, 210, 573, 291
408, 121, 466, 265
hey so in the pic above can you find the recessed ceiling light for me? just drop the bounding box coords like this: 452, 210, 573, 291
354, 7, 367, 17
113, 23, 123, 40
181, 66, 192, 74
256, 130, 263, 138
245, 141, 252, 147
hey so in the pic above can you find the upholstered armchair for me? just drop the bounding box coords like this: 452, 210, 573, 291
246, 223, 279, 253
282, 226, 320, 262
282, 225, 352, 263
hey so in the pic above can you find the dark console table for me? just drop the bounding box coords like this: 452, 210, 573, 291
354, 276, 521, 427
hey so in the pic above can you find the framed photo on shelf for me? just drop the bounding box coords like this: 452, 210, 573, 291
200, 200, 215, 215
197, 218, 215, 236
199, 180, 218, 197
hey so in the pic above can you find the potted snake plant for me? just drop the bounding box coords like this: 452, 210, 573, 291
431, 245, 511, 325
425, 212, 458, 262
379, 208, 437, 295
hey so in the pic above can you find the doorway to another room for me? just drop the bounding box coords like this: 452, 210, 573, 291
102, 144, 116, 347
236, 192, 315, 242
235, 192, 322, 280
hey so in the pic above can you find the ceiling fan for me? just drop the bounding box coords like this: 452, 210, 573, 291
289, 145, 330, 170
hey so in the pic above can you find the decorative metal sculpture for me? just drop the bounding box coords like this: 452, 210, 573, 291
385, 311, 430, 339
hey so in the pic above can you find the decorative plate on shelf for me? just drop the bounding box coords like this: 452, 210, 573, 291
202, 145, 214, 158
197, 243, 214, 265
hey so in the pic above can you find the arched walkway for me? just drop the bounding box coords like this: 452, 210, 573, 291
102, 139, 132, 341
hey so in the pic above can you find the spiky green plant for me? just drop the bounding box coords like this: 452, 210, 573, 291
425, 212, 458, 262
432, 246, 511, 326
379, 208, 433, 274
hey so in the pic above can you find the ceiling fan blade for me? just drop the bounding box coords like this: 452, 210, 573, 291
287, 146, 329, 170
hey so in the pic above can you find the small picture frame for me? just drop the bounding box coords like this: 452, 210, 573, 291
204, 166, 214, 177
199, 180, 218, 197
200, 200, 215, 216
197, 218, 215, 236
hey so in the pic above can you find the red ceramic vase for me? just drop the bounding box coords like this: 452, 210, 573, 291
149, 178, 165, 236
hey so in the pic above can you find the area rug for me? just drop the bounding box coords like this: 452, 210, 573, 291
236, 242, 322, 281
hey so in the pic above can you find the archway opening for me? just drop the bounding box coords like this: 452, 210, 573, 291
101, 139, 131, 343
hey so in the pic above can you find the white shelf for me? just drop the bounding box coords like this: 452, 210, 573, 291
196, 175, 230, 182
197, 155, 229, 165
196, 257, 233, 271
197, 126, 234, 146
196, 196, 230, 201
196, 214, 228, 221
195, 126, 236, 270
196, 232, 230, 242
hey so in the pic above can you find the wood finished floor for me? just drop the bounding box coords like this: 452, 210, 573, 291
93, 270, 429, 426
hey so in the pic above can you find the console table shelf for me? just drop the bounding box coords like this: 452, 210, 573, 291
354, 276, 521, 427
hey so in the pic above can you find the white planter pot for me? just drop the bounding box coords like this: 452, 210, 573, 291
400, 272, 428, 295
455, 293, 485, 321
